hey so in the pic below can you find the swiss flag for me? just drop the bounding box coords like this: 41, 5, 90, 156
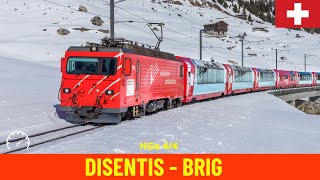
276, 0, 320, 28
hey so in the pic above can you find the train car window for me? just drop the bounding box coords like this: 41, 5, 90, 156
260, 71, 274, 82
203, 69, 208, 83
300, 74, 312, 81
180, 65, 183, 77
317, 75, 320, 81
215, 69, 224, 83
207, 69, 213, 83
67, 58, 99, 74
197, 67, 202, 84
197, 67, 224, 84
234, 70, 252, 82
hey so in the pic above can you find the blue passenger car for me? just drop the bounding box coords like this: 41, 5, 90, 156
258, 69, 276, 90
298, 72, 313, 86
191, 59, 227, 100
231, 65, 254, 93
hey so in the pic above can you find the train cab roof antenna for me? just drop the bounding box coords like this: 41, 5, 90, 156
147, 23, 165, 51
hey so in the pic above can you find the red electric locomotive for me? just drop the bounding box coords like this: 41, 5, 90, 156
59, 38, 184, 123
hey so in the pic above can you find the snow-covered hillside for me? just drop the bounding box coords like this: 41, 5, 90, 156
0, 57, 70, 141
1, 0, 319, 71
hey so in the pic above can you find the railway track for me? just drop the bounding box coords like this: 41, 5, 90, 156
268, 86, 320, 95
0, 123, 107, 154
1, 87, 316, 154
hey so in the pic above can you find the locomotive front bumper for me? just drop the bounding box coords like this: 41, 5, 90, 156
60, 106, 127, 124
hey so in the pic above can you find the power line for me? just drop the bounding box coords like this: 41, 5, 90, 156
115, 5, 204, 41
44, 0, 231, 50
43, 0, 196, 45
43, 0, 319, 71
156, 2, 204, 26
115, 4, 234, 50
43, 0, 109, 17
120, 23, 195, 45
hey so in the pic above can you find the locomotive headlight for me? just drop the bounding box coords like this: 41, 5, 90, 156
91, 46, 98, 52
63, 88, 71, 94
105, 90, 114, 95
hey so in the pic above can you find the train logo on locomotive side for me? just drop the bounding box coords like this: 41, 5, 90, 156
143, 63, 160, 88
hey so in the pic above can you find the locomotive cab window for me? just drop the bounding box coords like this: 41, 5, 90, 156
101, 58, 117, 75
67, 57, 117, 75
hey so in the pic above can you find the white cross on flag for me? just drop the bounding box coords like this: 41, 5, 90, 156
276, 0, 319, 27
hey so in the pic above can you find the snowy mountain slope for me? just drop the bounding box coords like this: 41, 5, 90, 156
0, 0, 319, 71
0, 57, 71, 142
33, 92, 320, 154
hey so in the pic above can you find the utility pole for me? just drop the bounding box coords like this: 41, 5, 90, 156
110, 0, 115, 40
304, 54, 307, 72
200, 29, 204, 60
276, 49, 278, 70
239, 32, 248, 66
304, 54, 317, 72
241, 38, 244, 66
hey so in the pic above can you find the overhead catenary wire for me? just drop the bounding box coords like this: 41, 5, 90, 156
43, 0, 108, 17
43, 0, 198, 46
111, 2, 258, 55
42, 0, 319, 70
42, 0, 239, 52
114, 4, 220, 45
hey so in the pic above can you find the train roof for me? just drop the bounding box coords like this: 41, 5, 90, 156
67, 38, 179, 62
298, 71, 312, 75
258, 69, 274, 73
191, 59, 224, 69
67, 46, 178, 61
274, 70, 296, 74
231, 65, 252, 72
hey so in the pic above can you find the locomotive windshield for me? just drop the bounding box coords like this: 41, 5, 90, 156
67, 57, 117, 75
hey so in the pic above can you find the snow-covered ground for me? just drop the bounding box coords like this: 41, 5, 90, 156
0, 57, 71, 141
33, 92, 320, 154
1, 0, 320, 153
